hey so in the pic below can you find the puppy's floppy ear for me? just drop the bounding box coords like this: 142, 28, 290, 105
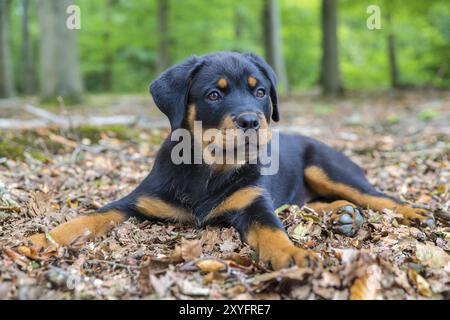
150, 56, 204, 130
243, 53, 279, 122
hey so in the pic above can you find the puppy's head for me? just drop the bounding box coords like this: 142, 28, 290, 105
150, 52, 279, 132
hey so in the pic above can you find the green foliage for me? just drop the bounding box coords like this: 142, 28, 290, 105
418, 109, 441, 122
7, 0, 450, 94
74, 125, 136, 143
0, 125, 138, 161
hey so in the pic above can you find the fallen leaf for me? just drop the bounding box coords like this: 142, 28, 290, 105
417, 194, 432, 204
251, 268, 309, 286
200, 228, 221, 252
179, 280, 210, 296
350, 265, 382, 300
292, 221, 313, 241
195, 258, 227, 273
407, 269, 432, 297
224, 252, 253, 267
203, 271, 226, 285
26, 191, 53, 217
219, 239, 238, 253
415, 243, 450, 269
275, 204, 290, 215
181, 238, 202, 261
334, 248, 359, 265
150, 272, 176, 298
17, 246, 40, 260
169, 245, 183, 263
3, 247, 29, 269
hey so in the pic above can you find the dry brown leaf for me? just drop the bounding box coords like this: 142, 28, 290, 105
334, 248, 359, 264
219, 239, 238, 253
181, 238, 202, 261
26, 191, 53, 217
417, 194, 432, 204
149, 272, 177, 298
226, 284, 247, 297
138, 266, 152, 295
203, 271, 226, 285
195, 258, 227, 273
179, 280, 210, 296
415, 243, 450, 269
17, 246, 40, 260
224, 252, 253, 267
350, 265, 382, 300
251, 267, 308, 286
3, 247, 29, 268
200, 228, 221, 253
168, 245, 182, 263
407, 269, 432, 297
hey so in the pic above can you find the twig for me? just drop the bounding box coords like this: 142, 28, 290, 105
24, 104, 62, 123
86, 259, 140, 270
0, 206, 21, 213
0, 115, 144, 129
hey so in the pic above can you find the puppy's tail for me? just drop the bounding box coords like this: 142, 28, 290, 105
27, 205, 130, 249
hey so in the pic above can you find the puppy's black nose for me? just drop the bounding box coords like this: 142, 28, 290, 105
236, 113, 260, 131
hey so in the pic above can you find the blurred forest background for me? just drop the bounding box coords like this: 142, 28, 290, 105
0, 0, 450, 103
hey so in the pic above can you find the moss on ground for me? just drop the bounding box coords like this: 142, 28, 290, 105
0, 125, 141, 161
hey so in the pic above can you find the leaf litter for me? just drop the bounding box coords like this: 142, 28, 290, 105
0, 90, 449, 300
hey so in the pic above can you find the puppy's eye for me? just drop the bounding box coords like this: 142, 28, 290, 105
255, 88, 266, 98
207, 91, 221, 102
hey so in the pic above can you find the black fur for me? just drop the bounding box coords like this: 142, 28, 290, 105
100, 52, 404, 241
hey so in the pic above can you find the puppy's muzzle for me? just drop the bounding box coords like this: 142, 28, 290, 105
235, 113, 260, 131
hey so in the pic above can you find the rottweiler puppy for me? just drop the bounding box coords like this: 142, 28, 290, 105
28, 52, 435, 270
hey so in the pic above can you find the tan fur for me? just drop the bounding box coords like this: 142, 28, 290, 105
307, 200, 357, 212
211, 114, 272, 172
219, 115, 235, 131
186, 104, 196, 131
136, 197, 194, 223
248, 76, 257, 88
304, 166, 433, 225
217, 78, 228, 89
205, 187, 263, 221
246, 224, 319, 270
27, 210, 125, 248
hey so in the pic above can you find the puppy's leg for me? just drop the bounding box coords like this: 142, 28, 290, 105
209, 188, 320, 270
28, 195, 193, 249
304, 162, 435, 228
27, 209, 127, 249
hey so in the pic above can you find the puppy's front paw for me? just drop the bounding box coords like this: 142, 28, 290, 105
247, 225, 320, 271
259, 244, 320, 270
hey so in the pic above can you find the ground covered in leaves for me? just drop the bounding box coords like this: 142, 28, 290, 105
0, 90, 449, 300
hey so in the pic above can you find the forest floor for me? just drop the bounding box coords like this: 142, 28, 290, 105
0, 89, 449, 300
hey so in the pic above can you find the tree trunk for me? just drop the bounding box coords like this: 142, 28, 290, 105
262, 0, 288, 91
386, 13, 400, 88
102, 0, 116, 91
38, 0, 83, 103
234, 5, 244, 41
320, 0, 341, 95
21, 0, 35, 95
0, 0, 15, 98
232, 5, 244, 51
156, 0, 170, 74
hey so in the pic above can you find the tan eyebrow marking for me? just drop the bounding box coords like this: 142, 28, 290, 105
217, 78, 228, 89
248, 76, 257, 88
